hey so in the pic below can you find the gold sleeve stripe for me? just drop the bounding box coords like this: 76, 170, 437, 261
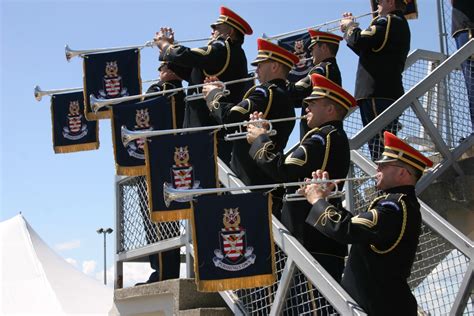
295, 79, 311, 88
351, 209, 378, 228
361, 25, 377, 36
372, 15, 391, 53
284, 146, 307, 166
230, 104, 250, 114
204, 40, 231, 77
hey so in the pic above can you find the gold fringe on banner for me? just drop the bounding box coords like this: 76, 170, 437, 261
116, 165, 146, 176
151, 208, 191, 222
197, 274, 276, 292
54, 142, 99, 154
191, 194, 277, 293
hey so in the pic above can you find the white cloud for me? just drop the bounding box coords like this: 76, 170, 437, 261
55, 239, 81, 251
65, 257, 78, 267
82, 260, 97, 275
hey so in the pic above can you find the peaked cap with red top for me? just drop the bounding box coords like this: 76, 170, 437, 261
308, 30, 343, 49
376, 132, 434, 172
211, 6, 253, 36
304, 74, 357, 111
251, 38, 300, 69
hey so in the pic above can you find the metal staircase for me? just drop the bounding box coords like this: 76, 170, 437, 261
113, 40, 474, 315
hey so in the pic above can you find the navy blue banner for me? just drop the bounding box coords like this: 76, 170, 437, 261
278, 32, 314, 83
83, 49, 141, 120
111, 96, 173, 176
51, 91, 99, 153
145, 131, 218, 222
192, 193, 275, 292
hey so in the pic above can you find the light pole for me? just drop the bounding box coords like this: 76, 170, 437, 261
96, 227, 113, 285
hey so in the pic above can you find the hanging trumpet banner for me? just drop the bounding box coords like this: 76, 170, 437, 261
191, 193, 276, 292
111, 95, 173, 176
83, 48, 141, 120
370, 0, 418, 19
145, 131, 219, 222
50, 91, 99, 153
277, 32, 314, 83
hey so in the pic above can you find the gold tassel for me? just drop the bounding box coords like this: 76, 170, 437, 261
196, 274, 276, 292
116, 165, 146, 176
54, 142, 99, 154
151, 209, 191, 222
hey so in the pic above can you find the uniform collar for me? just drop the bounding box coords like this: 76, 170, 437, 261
384, 185, 416, 196
320, 120, 343, 129
267, 78, 287, 87
320, 56, 337, 64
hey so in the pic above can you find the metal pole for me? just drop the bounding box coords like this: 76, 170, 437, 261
103, 232, 107, 285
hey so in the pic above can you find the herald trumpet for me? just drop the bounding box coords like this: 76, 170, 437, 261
34, 78, 161, 102
65, 37, 210, 61
91, 75, 257, 112
34, 85, 82, 101
184, 76, 256, 102
163, 175, 377, 207
121, 115, 306, 146
263, 11, 376, 41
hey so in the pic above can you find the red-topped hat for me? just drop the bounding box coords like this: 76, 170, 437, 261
308, 30, 343, 49
211, 6, 253, 35
376, 132, 434, 172
251, 38, 300, 69
304, 74, 357, 111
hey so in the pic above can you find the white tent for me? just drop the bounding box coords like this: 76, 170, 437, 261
0, 214, 113, 315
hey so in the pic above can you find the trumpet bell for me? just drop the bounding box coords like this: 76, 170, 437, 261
163, 183, 195, 207
34, 85, 43, 101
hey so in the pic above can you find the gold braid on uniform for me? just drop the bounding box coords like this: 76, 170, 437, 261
314, 205, 342, 226
368, 194, 408, 254
253, 141, 276, 161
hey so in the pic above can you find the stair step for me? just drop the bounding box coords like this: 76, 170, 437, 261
178, 307, 233, 316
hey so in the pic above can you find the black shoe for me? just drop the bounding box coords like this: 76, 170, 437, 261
134, 271, 160, 286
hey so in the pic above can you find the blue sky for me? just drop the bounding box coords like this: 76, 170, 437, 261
1, 0, 440, 286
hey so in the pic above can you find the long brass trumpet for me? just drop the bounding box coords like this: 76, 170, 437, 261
34, 78, 163, 102
264, 11, 376, 41
121, 115, 306, 146
91, 75, 257, 112
163, 175, 377, 207
184, 76, 256, 102
65, 37, 210, 61
34, 85, 82, 101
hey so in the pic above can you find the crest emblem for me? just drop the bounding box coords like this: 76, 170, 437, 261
63, 100, 88, 140
164, 146, 200, 204
291, 40, 312, 76
98, 61, 129, 99
125, 108, 152, 159
213, 208, 256, 271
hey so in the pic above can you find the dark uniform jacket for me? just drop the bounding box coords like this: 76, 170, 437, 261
250, 120, 350, 278
159, 36, 248, 128
452, 0, 474, 36
345, 10, 410, 100
210, 78, 295, 185
287, 57, 342, 138
306, 185, 421, 315
146, 80, 185, 128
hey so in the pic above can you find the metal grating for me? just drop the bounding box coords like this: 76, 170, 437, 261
118, 176, 185, 254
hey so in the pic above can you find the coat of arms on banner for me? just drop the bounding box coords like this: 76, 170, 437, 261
97, 61, 128, 99
126, 109, 152, 160
165, 146, 200, 202
290, 40, 312, 78
213, 208, 256, 271
63, 100, 88, 140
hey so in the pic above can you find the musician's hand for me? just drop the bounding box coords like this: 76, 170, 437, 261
246, 123, 267, 144
340, 12, 354, 33
154, 27, 175, 50
302, 170, 336, 204
202, 82, 224, 98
